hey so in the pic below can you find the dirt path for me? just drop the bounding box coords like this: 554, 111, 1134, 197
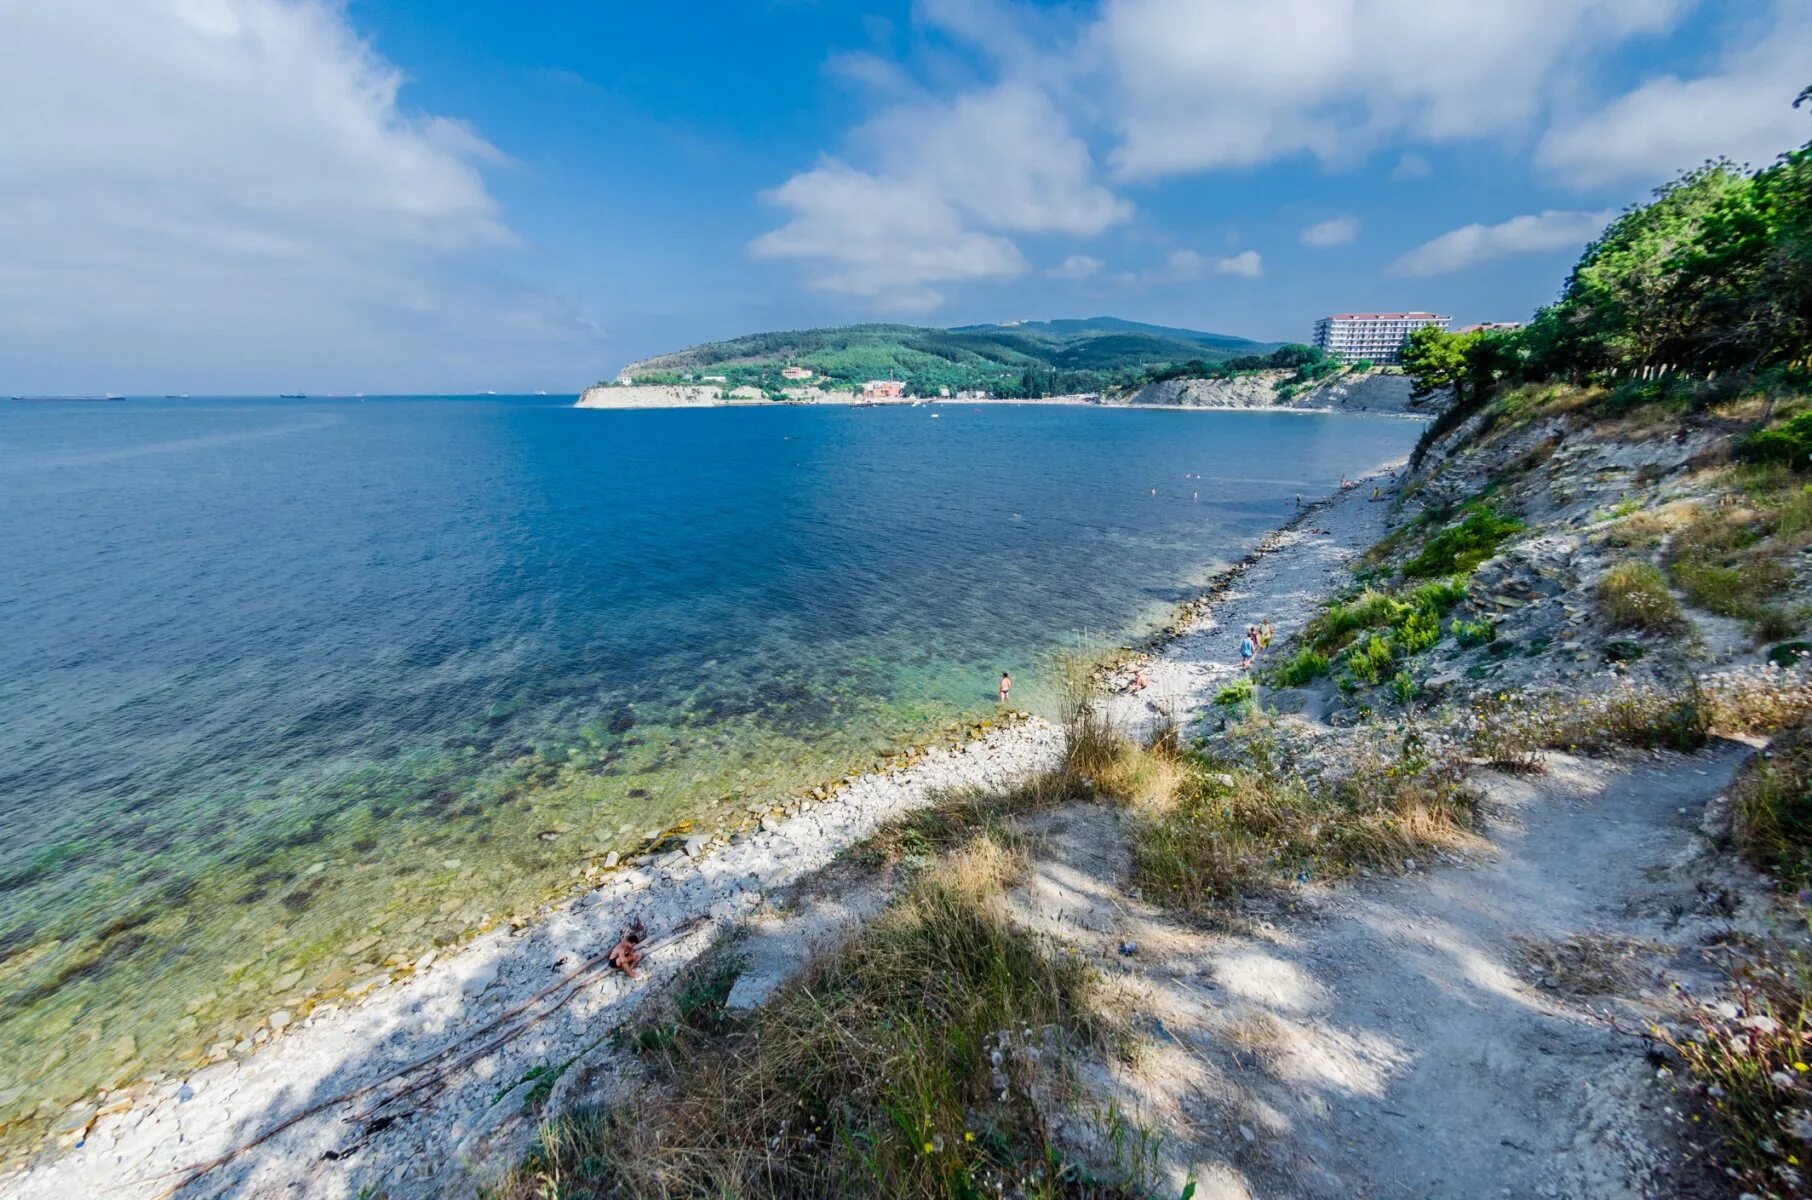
1013, 745, 1757, 1199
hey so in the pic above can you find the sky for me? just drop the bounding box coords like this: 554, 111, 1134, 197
2, 1, 1809, 394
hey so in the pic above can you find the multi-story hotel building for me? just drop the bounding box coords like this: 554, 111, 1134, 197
1312, 312, 1451, 364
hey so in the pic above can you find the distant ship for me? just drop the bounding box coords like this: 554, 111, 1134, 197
278, 393, 307, 399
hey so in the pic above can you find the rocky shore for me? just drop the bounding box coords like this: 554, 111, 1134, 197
2, 464, 1408, 1199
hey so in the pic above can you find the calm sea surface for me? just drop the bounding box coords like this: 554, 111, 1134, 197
0, 395, 1413, 1130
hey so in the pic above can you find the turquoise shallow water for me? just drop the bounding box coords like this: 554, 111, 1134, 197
0, 395, 1413, 1136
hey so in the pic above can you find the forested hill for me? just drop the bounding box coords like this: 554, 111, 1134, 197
614, 317, 1285, 398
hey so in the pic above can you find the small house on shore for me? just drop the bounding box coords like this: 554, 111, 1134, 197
862, 379, 905, 399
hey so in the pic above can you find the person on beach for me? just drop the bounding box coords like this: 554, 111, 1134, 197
1239, 630, 1256, 671
999, 671, 1012, 705
1125, 667, 1150, 694
1372, 485, 1382, 501
1261, 619, 1274, 650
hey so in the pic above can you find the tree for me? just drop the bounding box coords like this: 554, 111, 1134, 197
1400, 326, 1479, 405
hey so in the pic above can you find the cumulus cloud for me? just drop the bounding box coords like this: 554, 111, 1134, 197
752, 81, 1126, 308
1390, 210, 1616, 276
750, 160, 1026, 311
1049, 254, 1105, 280
0, 0, 600, 392
1095, 0, 1690, 179
1300, 216, 1359, 247
1216, 250, 1264, 278
1536, 4, 1812, 187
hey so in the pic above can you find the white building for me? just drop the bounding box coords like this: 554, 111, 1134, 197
1312, 312, 1450, 364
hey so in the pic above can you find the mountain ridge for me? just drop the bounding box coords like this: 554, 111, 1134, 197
613, 317, 1286, 398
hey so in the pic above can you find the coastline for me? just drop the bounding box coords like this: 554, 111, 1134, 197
4, 462, 1405, 1200
575, 380, 1427, 418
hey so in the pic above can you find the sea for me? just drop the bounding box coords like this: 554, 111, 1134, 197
0, 394, 1414, 1137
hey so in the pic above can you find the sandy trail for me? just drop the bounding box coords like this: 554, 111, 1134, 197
1011, 746, 1752, 1199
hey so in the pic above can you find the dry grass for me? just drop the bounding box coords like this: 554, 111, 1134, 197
1663, 488, 1806, 637
1128, 726, 1477, 916
1468, 667, 1812, 769
1731, 724, 1812, 892
492, 836, 1132, 1200
1596, 560, 1687, 632
1599, 498, 1701, 550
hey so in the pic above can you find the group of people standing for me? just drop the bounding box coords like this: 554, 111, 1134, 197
1238, 619, 1274, 672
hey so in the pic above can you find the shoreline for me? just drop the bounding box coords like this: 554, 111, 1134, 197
575, 393, 1431, 419
4, 462, 1405, 1200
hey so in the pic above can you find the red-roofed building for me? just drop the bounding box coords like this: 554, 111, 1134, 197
862, 379, 905, 399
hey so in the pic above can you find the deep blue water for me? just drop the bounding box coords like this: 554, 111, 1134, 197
0, 394, 1412, 1125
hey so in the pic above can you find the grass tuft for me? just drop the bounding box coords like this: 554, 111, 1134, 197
1731, 724, 1812, 892
1128, 727, 1475, 915
1596, 560, 1687, 632
493, 837, 1121, 1200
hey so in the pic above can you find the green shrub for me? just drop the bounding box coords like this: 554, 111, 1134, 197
1406, 578, 1468, 613
1271, 648, 1330, 686
1214, 677, 1256, 710
1389, 671, 1418, 705
1453, 617, 1497, 647
1347, 633, 1396, 686
1395, 606, 1441, 655
1402, 504, 1524, 578
1597, 560, 1686, 632
1306, 589, 1402, 653
1738, 411, 1812, 469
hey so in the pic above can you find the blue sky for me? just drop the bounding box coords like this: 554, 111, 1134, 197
3, 1, 1808, 393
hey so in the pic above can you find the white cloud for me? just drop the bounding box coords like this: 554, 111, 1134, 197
1390, 209, 1616, 276
1094, 0, 1691, 179
1536, 4, 1812, 187
752, 81, 1126, 309
1049, 254, 1105, 280
0, 0, 601, 392
1216, 250, 1264, 278
750, 160, 1026, 311
1300, 216, 1359, 247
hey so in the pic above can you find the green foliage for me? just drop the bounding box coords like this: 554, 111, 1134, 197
1214, 678, 1256, 710
1740, 412, 1812, 469
1271, 648, 1330, 686
1395, 606, 1440, 655
1453, 617, 1497, 647
1389, 671, 1418, 705
1471, 123, 1812, 384
622, 320, 1279, 399
1347, 633, 1396, 686
1402, 505, 1524, 578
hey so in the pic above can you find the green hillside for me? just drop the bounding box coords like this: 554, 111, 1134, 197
614, 317, 1287, 398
